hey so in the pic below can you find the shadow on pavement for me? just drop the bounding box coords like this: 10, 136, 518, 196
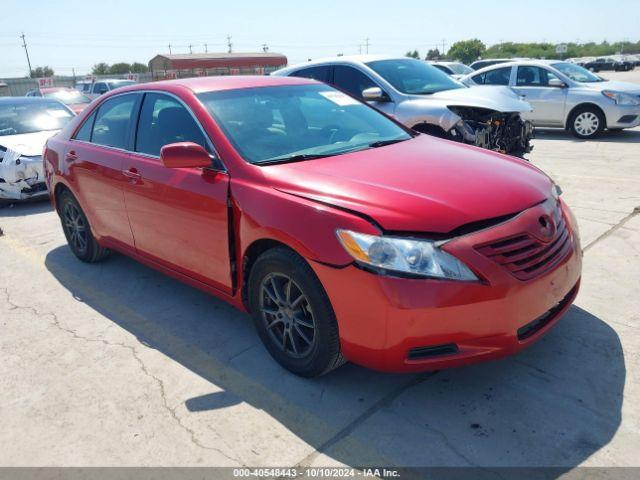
44, 245, 624, 469
0, 198, 52, 217
536, 128, 640, 144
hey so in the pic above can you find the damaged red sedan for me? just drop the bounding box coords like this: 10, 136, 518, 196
43, 76, 582, 376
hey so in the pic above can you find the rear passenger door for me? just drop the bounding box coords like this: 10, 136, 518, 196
122, 92, 232, 293
66, 93, 141, 250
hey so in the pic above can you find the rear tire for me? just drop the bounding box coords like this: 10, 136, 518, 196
248, 247, 345, 377
58, 190, 110, 263
568, 106, 605, 139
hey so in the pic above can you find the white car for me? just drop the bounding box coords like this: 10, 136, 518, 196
0, 97, 74, 201
461, 60, 640, 138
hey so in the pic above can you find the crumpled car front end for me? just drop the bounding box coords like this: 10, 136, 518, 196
0, 146, 48, 201
399, 85, 535, 158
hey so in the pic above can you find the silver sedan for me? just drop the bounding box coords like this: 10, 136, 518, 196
461, 60, 640, 139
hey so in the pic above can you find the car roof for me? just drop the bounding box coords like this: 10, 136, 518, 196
0, 96, 65, 105
114, 75, 318, 95
468, 59, 565, 75
40, 87, 75, 93
274, 55, 432, 77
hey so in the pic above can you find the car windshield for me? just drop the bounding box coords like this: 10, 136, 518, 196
44, 90, 91, 105
0, 100, 73, 136
366, 58, 464, 94
448, 63, 474, 75
551, 62, 604, 83
198, 84, 411, 165
107, 81, 136, 90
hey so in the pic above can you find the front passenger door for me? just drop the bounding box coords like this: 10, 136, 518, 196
122, 92, 233, 293
512, 66, 567, 126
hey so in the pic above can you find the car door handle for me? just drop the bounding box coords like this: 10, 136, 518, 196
122, 168, 142, 182
65, 151, 78, 162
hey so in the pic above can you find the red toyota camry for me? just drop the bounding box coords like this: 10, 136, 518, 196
43, 76, 582, 377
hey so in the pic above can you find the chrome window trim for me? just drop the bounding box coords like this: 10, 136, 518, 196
70, 89, 227, 172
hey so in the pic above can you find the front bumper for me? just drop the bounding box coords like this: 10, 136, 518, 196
604, 104, 640, 129
311, 199, 582, 372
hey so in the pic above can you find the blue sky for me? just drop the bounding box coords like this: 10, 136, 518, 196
1, 0, 638, 77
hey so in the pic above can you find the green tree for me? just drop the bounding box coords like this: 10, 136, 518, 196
426, 48, 441, 60
130, 62, 149, 73
405, 50, 420, 59
108, 62, 132, 74
30, 66, 54, 77
447, 39, 486, 64
92, 63, 110, 75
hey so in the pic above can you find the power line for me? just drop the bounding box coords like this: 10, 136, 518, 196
20, 32, 32, 77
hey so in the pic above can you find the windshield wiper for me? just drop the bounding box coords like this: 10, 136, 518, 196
257, 153, 332, 166
368, 138, 408, 148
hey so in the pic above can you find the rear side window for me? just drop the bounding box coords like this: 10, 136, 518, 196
135, 93, 208, 157
74, 111, 96, 141
473, 66, 512, 85
91, 95, 137, 149
332, 66, 377, 99
291, 66, 331, 83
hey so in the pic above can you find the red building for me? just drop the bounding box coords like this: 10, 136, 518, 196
148, 52, 288, 79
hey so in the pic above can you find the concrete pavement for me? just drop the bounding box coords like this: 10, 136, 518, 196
1, 120, 639, 468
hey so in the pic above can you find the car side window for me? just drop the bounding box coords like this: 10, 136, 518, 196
475, 67, 512, 86
91, 94, 137, 149
74, 111, 96, 142
135, 93, 209, 157
292, 66, 331, 83
516, 66, 560, 86
332, 66, 377, 99
93, 82, 107, 94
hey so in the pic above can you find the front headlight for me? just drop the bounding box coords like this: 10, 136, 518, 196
602, 90, 640, 106
336, 230, 478, 281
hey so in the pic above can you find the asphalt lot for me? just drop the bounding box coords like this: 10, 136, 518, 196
1, 70, 639, 469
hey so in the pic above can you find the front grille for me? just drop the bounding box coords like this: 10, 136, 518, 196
517, 284, 578, 340
475, 205, 573, 281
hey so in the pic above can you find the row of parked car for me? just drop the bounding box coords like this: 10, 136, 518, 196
2, 54, 640, 203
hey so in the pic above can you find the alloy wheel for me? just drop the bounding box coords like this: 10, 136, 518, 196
62, 202, 88, 254
259, 273, 316, 358
574, 112, 599, 137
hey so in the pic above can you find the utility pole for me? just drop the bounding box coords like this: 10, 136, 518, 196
188, 44, 193, 54
20, 32, 33, 78
227, 35, 233, 53
364, 38, 370, 54
204, 43, 208, 53
168, 43, 172, 54
262, 42, 269, 53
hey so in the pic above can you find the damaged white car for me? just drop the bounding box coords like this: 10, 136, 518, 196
273, 56, 534, 157
0, 97, 74, 201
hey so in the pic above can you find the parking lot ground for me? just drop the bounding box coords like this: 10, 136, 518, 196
1, 126, 639, 466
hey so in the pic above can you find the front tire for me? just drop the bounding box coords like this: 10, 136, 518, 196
569, 106, 605, 139
248, 247, 345, 377
58, 190, 110, 263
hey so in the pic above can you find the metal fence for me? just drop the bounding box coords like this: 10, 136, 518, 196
0, 73, 154, 97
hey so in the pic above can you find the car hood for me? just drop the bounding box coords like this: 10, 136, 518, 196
581, 80, 640, 94
405, 85, 532, 113
0, 130, 60, 157
262, 135, 551, 234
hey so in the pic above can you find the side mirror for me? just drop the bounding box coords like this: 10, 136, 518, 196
362, 87, 391, 102
160, 142, 212, 169
548, 78, 566, 88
